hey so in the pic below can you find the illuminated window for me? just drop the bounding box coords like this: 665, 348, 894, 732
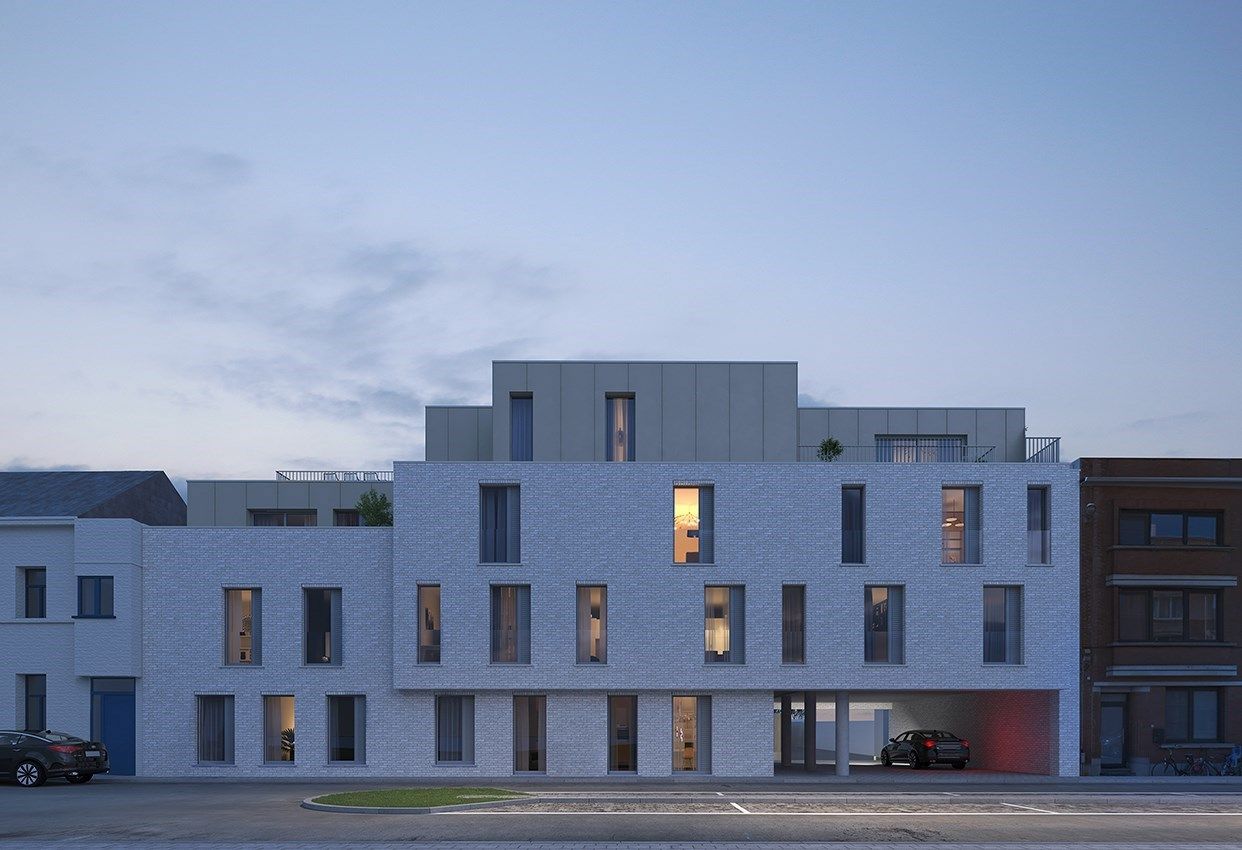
608, 695, 637, 772
605, 395, 635, 461
263, 695, 295, 763
491, 585, 531, 663
942, 487, 980, 564
704, 585, 744, 663
418, 585, 441, 663
225, 588, 260, 665
576, 586, 607, 663
674, 486, 714, 564
673, 695, 711, 772
864, 585, 904, 663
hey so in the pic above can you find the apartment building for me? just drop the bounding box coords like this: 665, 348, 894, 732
2, 361, 1080, 778
1080, 458, 1241, 775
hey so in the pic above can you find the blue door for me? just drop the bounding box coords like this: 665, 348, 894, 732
92, 678, 136, 776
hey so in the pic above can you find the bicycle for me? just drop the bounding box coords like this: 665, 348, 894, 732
1151, 748, 1185, 776
1185, 751, 1219, 776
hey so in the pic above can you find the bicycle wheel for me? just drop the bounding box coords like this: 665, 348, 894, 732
1151, 760, 1179, 776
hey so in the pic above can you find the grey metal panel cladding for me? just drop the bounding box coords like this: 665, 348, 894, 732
277, 482, 310, 509
917, 409, 949, 435
946, 409, 977, 447
796, 408, 827, 448
728, 364, 764, 461
661, 364, 697, 460
559, 363, 596, 460
186, 482, 215, 526
491, 362, 527, 460
593, 363, 631, 462
1006, 409, 1026, 462
762, 363, 797, 460
975, 409, 1007, 460
424, 408, 449, 461
887, 408, 918, 436
629, 363, 663, 461
215, 482, 248, 526
527, 362, 562, 462
857, 409, 888, 446
477, 409, 494, 461
694, 364, 730, 461
447, 407, 481, 461
830, 408, 861, 445
245, 482, 277, 508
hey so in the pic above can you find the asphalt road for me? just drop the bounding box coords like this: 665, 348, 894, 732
1, 778, 1241, 846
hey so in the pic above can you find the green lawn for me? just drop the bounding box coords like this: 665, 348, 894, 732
311, 787, 527, 808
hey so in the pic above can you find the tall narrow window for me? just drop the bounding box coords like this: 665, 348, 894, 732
608, 695, 638, 772
436, 695, 475, 763
24, 674, 46, 731
23, 568, 46, 618
419, 585, 441, 663
196, 695, 234, 764
491, 584, 531, 663
304, 588, 342, 665
605, 394, 635, 461
864, 585, 905, 663
225, 588, 261, 665
704, 585, 744, 663
513, 695, 546, 772
77, 576, 114, 618
1027, 486, 1050, 564
480, 485, 521, 563
576, 585, 607, 663
942, 487, 981, 564
672, 695, 711, 772
842, 486, 865, 563
328, 695, 366, 763
782, 585, 805, 663
263, 695, 295, 763
510, 394, 533, 461
983, 586, 1023, 664
674, 486, 714, 564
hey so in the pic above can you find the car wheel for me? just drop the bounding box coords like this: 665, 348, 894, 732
66, 773, 93, 784
881, 752, 891, 767
15, 760, 47, 787
952, 762, 967, 770
909, 755, 921, 769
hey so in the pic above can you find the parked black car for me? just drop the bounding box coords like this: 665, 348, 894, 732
0, 730, 109, 787
880, 729, 970, 770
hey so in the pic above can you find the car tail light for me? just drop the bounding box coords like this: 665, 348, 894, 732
49, 744, 81, 754
961, 739, 970, 748
923, 739, 935, 749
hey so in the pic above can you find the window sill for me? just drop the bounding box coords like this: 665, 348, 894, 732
941, 563, 984, 568
417, 661, 442, 666
328, 760, 367, 766
300, 663, 344, 668
489, 662, 532, 666
436, 761, 476, 767
840, 562, 868, 568
479, 562, 524, 567
0, 618, 72, 625
72, 614, 116, 620
1025, 563, 1054, 568
1162, 741, 1233, 749
673, 562, 716, 567
194, 762, 236, 767
780, 661, 807, 666
702, 662, 746, 667
261, 761, 298, 766
981, 662, 1026, 667
1108, 641, 1234, 648
576, 661, 609, 666
863, 661, 908, 666
219, 664, 264, 669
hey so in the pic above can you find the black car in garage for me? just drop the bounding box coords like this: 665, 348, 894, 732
880, 729, 970, 769
0, 730, 109, 786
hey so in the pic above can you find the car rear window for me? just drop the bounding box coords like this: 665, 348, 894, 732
40, 731, 80, 742
933, 731, 959, 740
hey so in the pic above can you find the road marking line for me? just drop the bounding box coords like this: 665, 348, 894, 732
445, 810, 1242, 817
729, 802, 750, 814
1002, 802, 1058, 814
716, 791, 724, 797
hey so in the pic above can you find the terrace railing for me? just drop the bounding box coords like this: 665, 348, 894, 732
275, 470, 394, 482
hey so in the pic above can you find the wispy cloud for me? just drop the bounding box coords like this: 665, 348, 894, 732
1122, 410, 1217, 431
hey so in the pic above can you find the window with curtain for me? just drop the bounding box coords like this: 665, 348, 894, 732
864, 585, 905, 663
513, 695, 546, 772
419, 585, 442, 663
480, 485, 521, 563
77, 576, 114, 618
304, 588, 342, 665
263, 695, 295, 763
510, 394, 533, 461
842, 486, 865, 563
576, 586, 607, 663
23, 568, 46, 618
672, 695, 711, 772
942, 487, 981, 564
983, 586, 1023, 663
491, 584, 531, 663
436, 695, 475, 763
333, 509, 363, 527
196, 695, 234, 764
781, 585, 805, 663
225, 588, 260, 665
24, 674, 45, 731
328, 695, 366, 763
674, 486, 714, 564
249, 509, 317, 526
1164, 688, 1219, 742
1117, 589, 1220, 642
605, 395, 635, 461
608, 695, 637, 772
704, 585, 744, 663
1027, 486, 1050, 564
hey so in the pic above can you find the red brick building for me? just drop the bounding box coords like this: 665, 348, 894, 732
1080, 458, 1241, 774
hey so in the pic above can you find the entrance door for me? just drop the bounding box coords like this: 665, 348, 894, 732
91, 678, 136, 775
1100, 695, 1126, 768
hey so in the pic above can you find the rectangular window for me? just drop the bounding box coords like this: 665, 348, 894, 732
418, 585, 442, 663
436, 695, 475, 763
877, 435, 967, 462
672, 695, 711, 772
304, 588, 342, 665
328, 695, 366, 763
23, 568, 46, 618
23, 674, 46, 731
841, 486, 865, 563
1165, 688, 1219, 742
605, 394, 635, 461
1116, 589, 1221, 642
781, 585, 805, 663
225, 588, 261, 665
983, 586, 1023, 663
608, 695, 638, 772
480, 485, 521, 563
704, 585, 744, 663
196, 695, 235, 764
263, 695, 295, 763
513, 695, 546, 772
942, 487, 981, 564
77, 576, 114, 618
674, 486, 714, 564
333, 509, 362, 527
1027, 486, 1050, 564
1118, 510, 1223, 546
865, 585, 905, 663
491, 584, 531, 663
250, 509, 317, 526
576, 585, 607, 663
510, 394, 533, 461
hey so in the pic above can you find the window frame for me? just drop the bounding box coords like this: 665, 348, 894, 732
435, 694, 475, 764
781, 584, 805, 664
490, 583, 532, 664
1027, 485, 1051, 565
479, 484, 521, 564
1116, 588, 1223, 643
703, 584, 745, 664
941, 486, 981, 565
23, 674, 46, 732
22, 567, 46, 618
302, 586, 343, 666
223, 587, 261, 665
262, 694, 296, 763
510, 393, 534, 461
607, 694, 638, 773
327, 694, 366, 764
1164, 687, 1220, 743
1117, 510, 1224, 547
982, 584, 1023, 664
604, 393, 636, 462
576, 584, 608, 664
248, 509, 318, 527
418, 584, 442, 664
195, 694, 235, 765
332, 509, 363, 527
76, 575, 115, 619
841, 485, 865, 564
864, 584, 905, 664
673, 485, 715, 565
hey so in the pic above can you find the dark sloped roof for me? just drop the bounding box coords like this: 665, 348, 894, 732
0, 471, 172, 518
